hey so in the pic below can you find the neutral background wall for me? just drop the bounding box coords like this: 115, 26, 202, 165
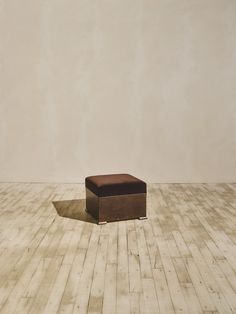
0, 0, 236, 183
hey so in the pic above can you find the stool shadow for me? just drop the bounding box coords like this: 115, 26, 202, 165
53, 199, 97, 224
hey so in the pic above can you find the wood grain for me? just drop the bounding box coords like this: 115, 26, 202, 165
0, 183, 235, 313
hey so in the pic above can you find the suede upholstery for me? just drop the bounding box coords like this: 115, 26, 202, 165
85, 173, 146, 197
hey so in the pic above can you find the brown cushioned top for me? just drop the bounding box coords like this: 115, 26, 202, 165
85, 174, 146, 197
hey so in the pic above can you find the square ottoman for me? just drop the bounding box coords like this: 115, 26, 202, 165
85, 174, 147, 224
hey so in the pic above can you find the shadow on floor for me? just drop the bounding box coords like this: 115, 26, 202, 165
53, 199, 97, 224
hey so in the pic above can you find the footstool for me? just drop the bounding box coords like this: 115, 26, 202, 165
85, 174, 147, 224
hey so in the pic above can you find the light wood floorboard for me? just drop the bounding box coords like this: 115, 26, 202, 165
0, 183, 235, 314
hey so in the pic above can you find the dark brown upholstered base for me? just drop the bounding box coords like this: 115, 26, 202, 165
86, 188, 147, 224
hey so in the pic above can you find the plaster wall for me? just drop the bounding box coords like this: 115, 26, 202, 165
0, 0, 236, 182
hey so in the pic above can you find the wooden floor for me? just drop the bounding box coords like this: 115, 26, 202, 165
0, 183, 236, 314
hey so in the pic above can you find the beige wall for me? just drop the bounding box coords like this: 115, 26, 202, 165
0, 0, 236, 183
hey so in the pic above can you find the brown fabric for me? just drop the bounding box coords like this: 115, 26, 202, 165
86, 188, 146, 223
85, 173, 146, 197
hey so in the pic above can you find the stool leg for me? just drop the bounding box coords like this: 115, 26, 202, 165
98, 221, 107, 225
139, 216, 147, 220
